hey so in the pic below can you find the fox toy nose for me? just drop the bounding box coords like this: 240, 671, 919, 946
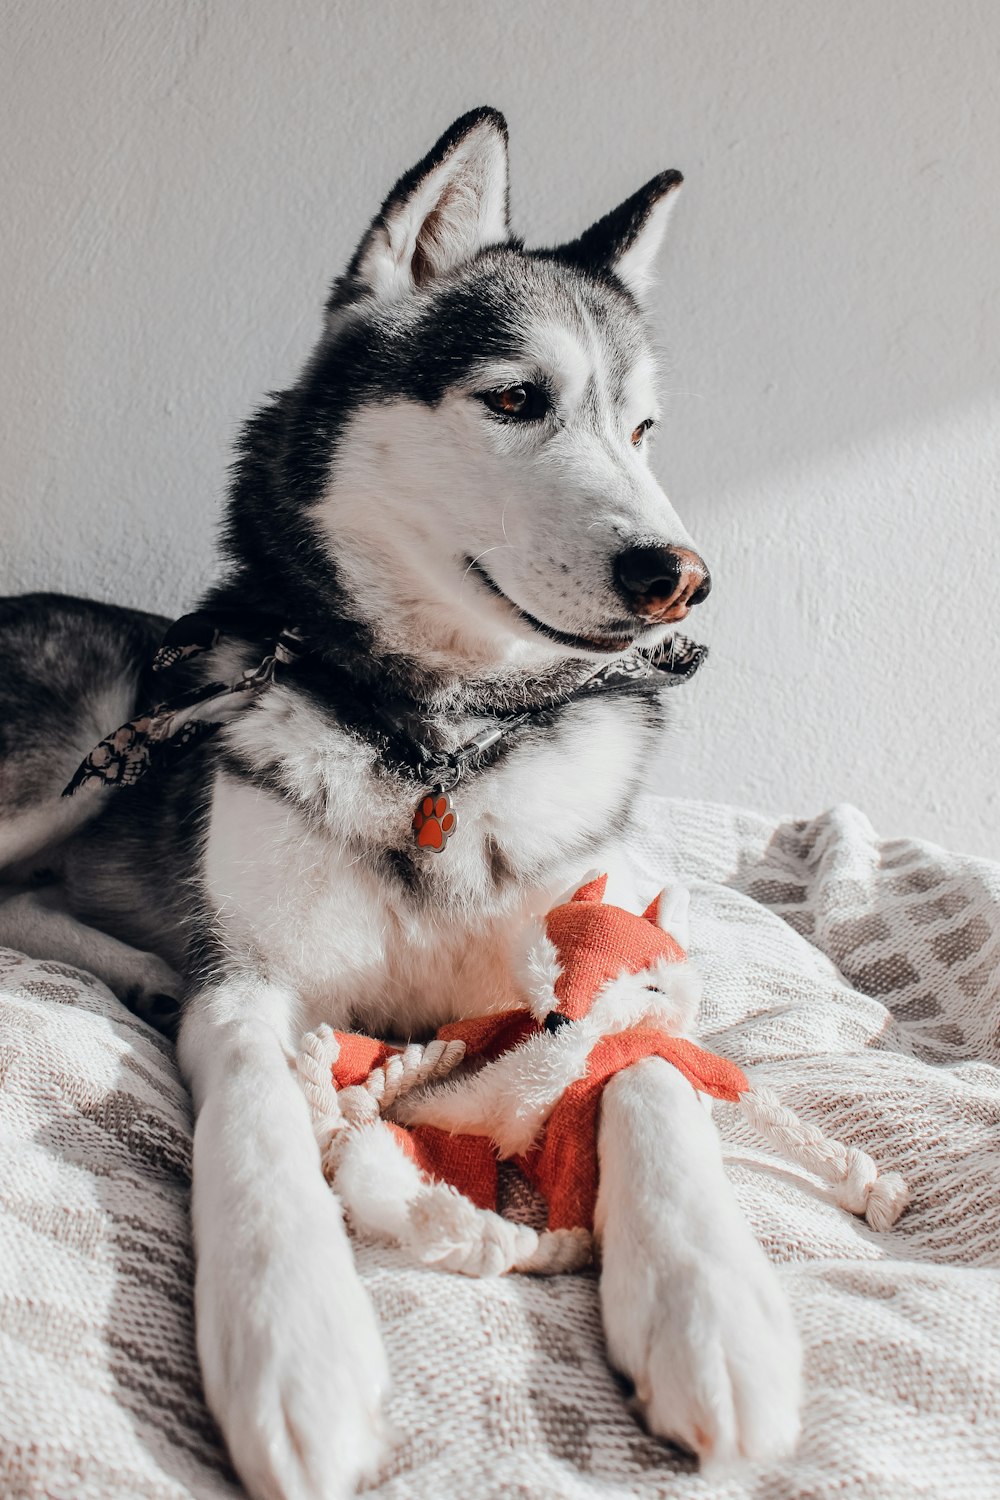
613, 545, 712, 622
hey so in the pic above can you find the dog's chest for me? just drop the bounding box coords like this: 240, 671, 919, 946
204, 685, 655, 1033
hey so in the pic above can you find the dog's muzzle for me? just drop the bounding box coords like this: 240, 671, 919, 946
613, 545, 712, 624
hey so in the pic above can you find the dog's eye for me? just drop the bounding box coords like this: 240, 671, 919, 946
479, 383, 549, 421
631, 419, 654, 447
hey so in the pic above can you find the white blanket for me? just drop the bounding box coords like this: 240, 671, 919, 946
1, 797, 998, 1499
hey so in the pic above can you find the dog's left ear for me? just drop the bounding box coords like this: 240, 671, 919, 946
339, 107, 509, 306
557, 170, 683, 299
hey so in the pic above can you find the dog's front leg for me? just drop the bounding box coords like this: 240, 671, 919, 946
596, 1057, 802, 1467
178, 979, 388, 1500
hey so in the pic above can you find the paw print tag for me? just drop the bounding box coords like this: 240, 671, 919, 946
412, 789, 458, 852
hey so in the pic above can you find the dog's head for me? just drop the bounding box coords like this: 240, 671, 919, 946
235, 109, 710, 670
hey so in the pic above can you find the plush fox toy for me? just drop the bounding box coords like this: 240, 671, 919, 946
296, 876, 908, 1277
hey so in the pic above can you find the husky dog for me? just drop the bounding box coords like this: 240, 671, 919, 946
0, 110, 801, 1498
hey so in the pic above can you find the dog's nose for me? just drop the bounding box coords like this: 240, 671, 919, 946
613, 545, 712, 622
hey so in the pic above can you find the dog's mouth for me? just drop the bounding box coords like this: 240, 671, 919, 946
466, 560, 639, 655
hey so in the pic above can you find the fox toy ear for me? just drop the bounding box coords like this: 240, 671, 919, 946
338, 107, 509, 306
571, 873, 609, 905
644, 886, 691, 949
555, 170, 683, 300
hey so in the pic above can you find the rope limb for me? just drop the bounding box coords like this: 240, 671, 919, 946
406, 1185, 593, 1277
295, 1025, 343, 1158
738, 1084, 908, 1229
364, 1037, 466, 1109
296, 1028, 470, 1188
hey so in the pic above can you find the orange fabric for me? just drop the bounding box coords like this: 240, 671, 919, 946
436, 1009, 538, 1061
332, 1032, 400, 1089
333, 1014, 536, 1087
519, 1030, 749, 1231
386, 1122, 498, 1212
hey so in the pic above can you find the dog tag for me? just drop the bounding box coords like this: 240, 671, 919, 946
412, 789, 458, 852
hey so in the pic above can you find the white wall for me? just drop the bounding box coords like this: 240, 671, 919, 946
2, 0, 998, 856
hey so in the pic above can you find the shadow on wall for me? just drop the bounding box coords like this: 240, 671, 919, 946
656, 388, 1000, 857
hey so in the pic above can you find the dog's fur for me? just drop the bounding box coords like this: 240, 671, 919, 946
0, 110, 801, 1497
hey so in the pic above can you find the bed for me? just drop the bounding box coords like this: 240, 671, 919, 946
2, 795, 998, 1499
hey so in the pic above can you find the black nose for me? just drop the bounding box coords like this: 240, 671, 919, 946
613, 545, 712, 622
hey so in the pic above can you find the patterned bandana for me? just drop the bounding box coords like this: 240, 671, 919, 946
62, 617, 305, 797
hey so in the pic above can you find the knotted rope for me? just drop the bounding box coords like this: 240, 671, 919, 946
296, 1024, 467, 1176
296, 1025, 344, 1164
737, 1084, 908, 1230
406, 1186, 592, 1277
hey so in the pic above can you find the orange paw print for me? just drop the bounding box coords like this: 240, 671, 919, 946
413, 793, 457, 851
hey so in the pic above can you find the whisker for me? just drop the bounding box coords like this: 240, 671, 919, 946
461, 546, 503, 583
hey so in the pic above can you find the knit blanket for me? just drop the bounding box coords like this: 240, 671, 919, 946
1, 797, 998, 1499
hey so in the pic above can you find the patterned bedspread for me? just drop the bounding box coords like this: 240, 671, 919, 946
1, 797, 998, 1499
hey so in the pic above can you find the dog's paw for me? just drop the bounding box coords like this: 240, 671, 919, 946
596, 1057, 802, 1468
198, 1187, 389, 1500
109, 949, 185, 1035
412, 793, 457, 851
602, 1221, 802, 1467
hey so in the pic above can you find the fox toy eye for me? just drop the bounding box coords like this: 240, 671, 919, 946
479, 383, 549, 421
631, 418, 654, 446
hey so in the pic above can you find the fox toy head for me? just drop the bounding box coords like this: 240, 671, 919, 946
541, 873, 687, 1023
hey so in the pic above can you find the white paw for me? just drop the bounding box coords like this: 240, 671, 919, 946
197, 1186, 389, 1500
597, 1057, 802, 1468
602, 1219, 802, 1466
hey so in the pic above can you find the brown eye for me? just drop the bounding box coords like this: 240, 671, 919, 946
631, 418, 654, 446
479, 383, 549, 421
489, 385, 527, 415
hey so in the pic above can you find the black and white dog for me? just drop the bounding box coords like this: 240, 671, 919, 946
0, 110, 800, 1498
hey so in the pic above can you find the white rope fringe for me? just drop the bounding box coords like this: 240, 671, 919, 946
368, 1038, 468, 1109
737, 1084, 909, 1230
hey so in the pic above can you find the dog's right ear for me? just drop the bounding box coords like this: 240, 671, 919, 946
333, 108, 509, 309
555, 171, 683, 300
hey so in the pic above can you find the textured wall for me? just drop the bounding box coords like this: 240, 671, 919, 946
2, 0, 998, 854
